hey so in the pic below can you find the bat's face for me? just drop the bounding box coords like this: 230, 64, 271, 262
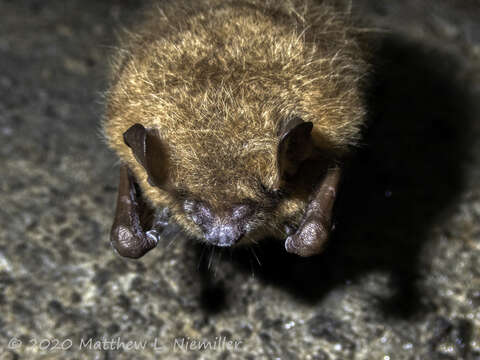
121, 117, 316, 248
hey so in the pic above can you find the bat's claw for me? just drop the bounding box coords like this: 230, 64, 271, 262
146, 229, 160, 245
284, 235, 298, 254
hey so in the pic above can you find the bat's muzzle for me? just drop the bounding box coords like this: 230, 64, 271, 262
204, 224, 245, 247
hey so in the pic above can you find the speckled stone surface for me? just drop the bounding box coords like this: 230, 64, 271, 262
1, 1, 480, 359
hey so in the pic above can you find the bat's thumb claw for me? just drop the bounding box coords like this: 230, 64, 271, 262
146, 230, 160, 245
285, 235, 301, 256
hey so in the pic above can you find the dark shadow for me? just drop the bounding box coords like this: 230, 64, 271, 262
195, 34, 475, 318
195, 243, 229, 314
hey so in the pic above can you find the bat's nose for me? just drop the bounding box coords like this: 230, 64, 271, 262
204, 224, 244, 247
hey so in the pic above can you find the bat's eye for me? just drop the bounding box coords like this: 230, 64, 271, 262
260, 183, 286, 199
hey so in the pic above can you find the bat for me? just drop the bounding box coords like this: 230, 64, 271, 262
103, 0, 369, 258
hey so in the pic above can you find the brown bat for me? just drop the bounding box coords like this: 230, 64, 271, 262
103, 0, 369, 258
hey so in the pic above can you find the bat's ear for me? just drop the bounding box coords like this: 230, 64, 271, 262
123, 123, 169, 188
277, 117, 313, 179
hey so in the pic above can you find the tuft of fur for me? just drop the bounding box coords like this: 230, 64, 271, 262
103, 0, 370, 242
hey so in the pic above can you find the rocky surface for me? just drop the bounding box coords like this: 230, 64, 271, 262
1, 1, 479, 359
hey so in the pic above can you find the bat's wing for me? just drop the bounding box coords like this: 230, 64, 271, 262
285, 166, 341, 257
110, 165, 159, 258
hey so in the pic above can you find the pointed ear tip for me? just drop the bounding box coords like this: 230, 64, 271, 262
293, 121, 313, 135
123, 123, 146, 146
124, 123, 145, 134
278, 120, 314, 145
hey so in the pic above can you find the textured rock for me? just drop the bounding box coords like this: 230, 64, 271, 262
0, 1, 479, 359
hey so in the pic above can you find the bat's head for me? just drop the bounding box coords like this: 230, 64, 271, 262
122, 116, 325, 247
105, 0, 368, 251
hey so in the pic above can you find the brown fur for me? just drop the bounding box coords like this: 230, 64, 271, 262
103, 0, 370, 242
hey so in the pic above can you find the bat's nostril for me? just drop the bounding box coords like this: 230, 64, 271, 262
232, 204, 253, 220
191, 214, 202, 225
232, 205, 248, 219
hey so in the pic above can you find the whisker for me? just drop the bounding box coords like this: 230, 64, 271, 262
247, 248, 255, 278
213, 248, 224, 276
165, 233, 178, 249
208, 246, 216, 270
197, 244, 208, 270
250, 246, 262, 266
